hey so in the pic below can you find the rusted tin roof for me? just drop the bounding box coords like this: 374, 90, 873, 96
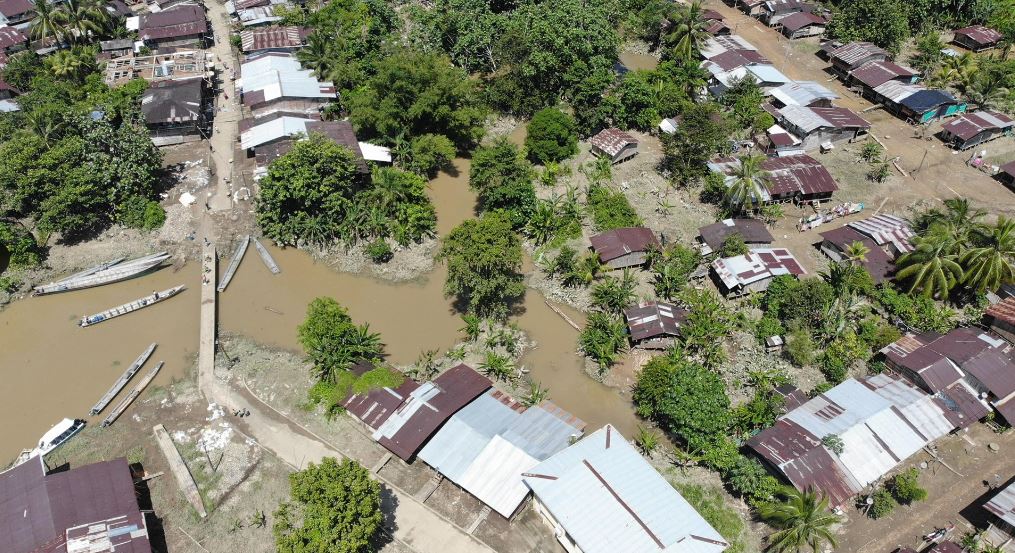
698, 218, 774, 251
623, 302, 688, 341
590, 127, 637, 157
589, 227, 659, 262
342, 361, 421, 430
942, 110, 1015, 141
762, 154, 839, 197
954, 25, 1003, 47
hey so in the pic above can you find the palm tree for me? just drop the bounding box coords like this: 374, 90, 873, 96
961, 217, 1015, 293
964, 74, 1011, 111
590, 270, 637, 314
844, 241, 870, 264
819, 263, 868, 294
526, 199, 557, 245
478, 351, 515, 382
55, 0, 108, 43
895, 230, 964, 299
912, 197, 986, 243
46, 50, 84, 79
726, 155, 770, 214
758, 487, 839, 553
929, 52, 977, 90
666, 0, 710, 62
346, 323, 383, 362
297, 32, 333, 76
30, 0, 65, 43
670, 59, 709, 98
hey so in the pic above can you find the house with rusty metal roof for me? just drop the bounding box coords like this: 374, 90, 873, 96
871, 81, 967, 124
700, 34, 758, 59
780, 12, 826, 39
848, 60, 919, 95
0, 25, 26, 54
697, 218, 774, 255
775, 105, 870, 151
748, 373, 956, 508
953, 25, 1003, 51
417, 389, 584, 518
590, 127, 638, 164
240, 26, 305, 53
341, 361, 421, 430
623, 301, 689, 349
524, 425, 729, 553
252, 119, 370, 173
370, 364, 491, 461
828, 42, 890, 75
986, 297, 1015, 345
940, 110, 1015, 150
141, 77, 207, 146
983, 479, 1015, 549
703, 10, 731, 36
134, 4, 208, 49
880, 327, 1014, 425
0, 456, 152, 553
761, 0, 815, 27
817, 214, 914, 282
589, 227, 659, 269
711, 247, 806, 297
0, 0, 34, 29
708, 154, 839, 203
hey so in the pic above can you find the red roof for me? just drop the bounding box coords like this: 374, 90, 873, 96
986, 297, 1015, 327
942, 110, 1015, 141
1001, 160, 1015, 179
954, 25, 1003, 47
342, 362, 421, 430
0, 0, 32, 18
780, 11, 825, 32
702, 8, 723, 20
707, 49, 770, 71
624, 302, 688, 341
849, 60, 917, 89
240, 26, 305, 52
818, 225, 895, 282
0, 25, 26, 51
139, 5, 208, 41
589, 227, 659, 262
762, 154, 839, 197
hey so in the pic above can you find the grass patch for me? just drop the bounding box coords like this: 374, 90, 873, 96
674, 483, 750, 553
587, 184, 641, 231
306, 367, 405, 417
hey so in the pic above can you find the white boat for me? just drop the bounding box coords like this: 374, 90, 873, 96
89, 343, 157, 415
11, 418, 86, 467
79, 285, 185, 327
33, 252, 171, 295
253, 237, 280, 274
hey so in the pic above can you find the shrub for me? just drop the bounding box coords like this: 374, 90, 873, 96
725, 455, 780, 505
675, 483, 749, 553
868, 488, 896, 519
586, 184, 641, 230
407, 133, 456, 177
755, 315, 784, 345
821, 434, 844, 455
890, 468, 928, 504
525, 107, 578, 164
720, 233, 749, 257
365, 239, 393, 263
785, 328, 816, 366
117, 196, 166, 231
0, 221, 42, 267
352, 367, 404, 394
700, 171, 728, 205
872, 284, 954, 333
0, 275, 20, 293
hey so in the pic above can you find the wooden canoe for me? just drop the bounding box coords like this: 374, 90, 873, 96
80, 285, 185, 327
101, 361, 162, 427
217, 236, 249, 292
253, 238, 280, 274
89, 343, 157, 415
34, 252, 170, 295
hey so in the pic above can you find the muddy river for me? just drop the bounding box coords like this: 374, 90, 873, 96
0, 156, 644, 462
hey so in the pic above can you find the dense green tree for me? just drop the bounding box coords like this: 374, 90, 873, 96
586, 184, 641, 231
55, 0, 108, 43
578, 311, 628, 370
29, 0, 64, 43
758, 487, 839, 553
590, 270, 637, 315
469, 137, 535, 227
909, 31, 946, 75
962, 217, 1015, 293
492, 0, 620, 114
650, 243, 700, 299
665, 0, 710, 61
827, 0, 910, 52
720, 77, 774, 134
662, 102, 728, 185
1, 51, 42, 92
274, 457, 384, 553
347, 50, 487, 148
895, 229, 964, 299
297, 297, 384, 383
404, 133, 456, 178
410, 0, 504, 73
525, 108, 578, 164
678, 288, 736, 368
0, 221, 42, 267
889, 468, 928, 504
633, 353, 731, 448
438, 211, 525, 318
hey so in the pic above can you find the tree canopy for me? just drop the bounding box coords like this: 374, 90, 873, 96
524, 108, 578, 164
469, 137, 535, 227
274, 457, 384, 553
633, 354, 731, 448
297, 297, 384, 384
437, 211, 525, 318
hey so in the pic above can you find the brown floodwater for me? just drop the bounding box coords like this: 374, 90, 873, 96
0, 156, 643, 462
0, 262, 202, 461
619, 51, 660, 72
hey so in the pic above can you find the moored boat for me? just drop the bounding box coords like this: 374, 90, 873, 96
33, 252, 170, 295
217, 236, 249, 292
79, 285, 185, 327
10, 418, 87, 468
89, 343, 157, 415
253, 237, 280, 274
101, 362, 163, 427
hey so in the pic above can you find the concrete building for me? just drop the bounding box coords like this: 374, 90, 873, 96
523, 425, 729, 553
104, 50, 211, 87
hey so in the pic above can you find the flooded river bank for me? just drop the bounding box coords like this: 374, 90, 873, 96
0, 156, 644, 462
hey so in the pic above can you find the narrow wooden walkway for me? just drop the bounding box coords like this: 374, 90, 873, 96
153, 423, 207, 518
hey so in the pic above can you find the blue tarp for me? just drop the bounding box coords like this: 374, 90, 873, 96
899, 89, 957, 114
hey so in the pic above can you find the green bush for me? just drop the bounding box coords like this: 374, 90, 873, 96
407, 133, 456, 177
755, 315, 785, 345
365, 239, 393, 263
872, 284, 954, 333
719, 233, 749, 257
0, 221, 42, 267
117, 196, 166, 231
868, 488, 896, 519
587, 184, 641, 231
890, 468, 928, 505
0, 275, 20, 293
352, 367, 405, 394
525, 107, 578, 164
785, 328, 816, 366
725, 455, 780, 506
674, 483, 749, 553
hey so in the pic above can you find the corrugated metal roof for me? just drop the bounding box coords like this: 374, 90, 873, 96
139, 4, 207, 40
985, 481, 1015, 527
140, 77, 203, 124
240, 26, 304, 52
779, 105, 870, 132
698, 218, 773, 250
874, 80, 923, 103
899, 89, 958, 114
419, 391, 584, 517
239, 115, 314, 149
963, 348, 1015, 399
954, 25, 1003, 47
700, 34, 756, 59
762, 154, 839, 196
770, 81, 838, 107
942, 110, 1015, 141
0, 0, 33, 18
0, 25, 27, 50
711, 247, 806, 289
524, 426, 728, 553
829, 41, 889, 66
589, 227, 659, 262
624, 302, 689, 341
848, 214, 915, 253
747, 64, 791, 85
849, 60, 918, 89
780, 11, 825, 32
590, 127, 637, 157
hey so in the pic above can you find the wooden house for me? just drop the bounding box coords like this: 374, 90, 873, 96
589, 227, 660, 270
939, 110, 1015, 150
780, 12, 826, 39
827, 42, 889, 76
624, 302, 689, 349
590, 127, 638, 164
953, 25, 1003, 51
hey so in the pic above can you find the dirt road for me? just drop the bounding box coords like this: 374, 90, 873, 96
705, 1, 1015, 218
205, 0, 241, 212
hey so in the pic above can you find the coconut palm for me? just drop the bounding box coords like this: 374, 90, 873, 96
964, 74, 1011, 111
671, 59, 709, 98
297, 32, 333, 76
961, 217, 1015, 293
911, 197, 986, 243
758, 487, 839, 553
929, 52, 978, 90
844, 241, 870, 264
30, 0, 65, 43
820, 263, 869, 294
726, 155, 770, 214
666, 0, 710, 62
55, 0, 108, 43
46, 49, 85, 79
526, 199, 557, 245
590, 270, 637, 314
895, 229, 964, 299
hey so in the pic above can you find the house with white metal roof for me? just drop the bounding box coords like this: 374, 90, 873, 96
708, 64, 791, 96
711, 247, 806, 297
775, 105, 870, 151
239, 115, 315, 150
417, 389, 584, 518
769, 81, 838, 108
523, 425, 729, 553
238, 53, 336, 118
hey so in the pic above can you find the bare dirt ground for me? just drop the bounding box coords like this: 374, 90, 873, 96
705, 1, 1015, 220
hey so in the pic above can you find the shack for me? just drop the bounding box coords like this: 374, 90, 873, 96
985, 297, 1015, 344
898, 89, 967, 124
417, 390, 584, 518
998, 160, 1015, 189
828, 41, 890, 76
983, 480, 1015, 548
239, 53, 336, 119
135, 4, 208, 50
0, 0, 34, 29
623, 301, 689, 349
697, 218, 774, 255
763, 154, 839, 202
848, 60, 919, 99
776, 105, 870, 150
589, 127, 638, 164
711, 247, 806, 297
761, 0, 814, 26
748, 373, 956, 509
0, 25, 26, 55
589, 227, 660, 269
953, 25, 1003, 51
0, 457, 152, 553
939, 110, 1015, 150
523, 425, 730, 553
780, 12, 826, 39
817, 225, 895, 282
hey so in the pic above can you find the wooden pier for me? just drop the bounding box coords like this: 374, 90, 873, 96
217, 235, 248, 292
253, 238, 280, 274
101, 362, 162, 427
153, 424, 207, 518
80, 285, 185, 327
89, 343, 156, 415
